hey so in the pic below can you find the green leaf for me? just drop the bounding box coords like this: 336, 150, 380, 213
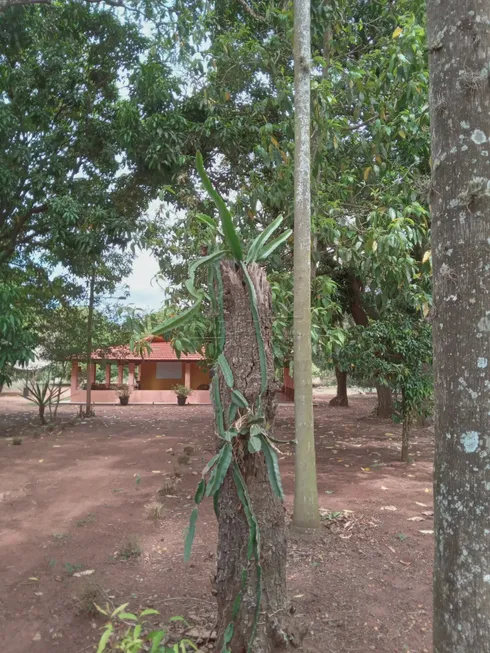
231, 388, 248, 408
227, 402, 238, 427
202, 452, 220, 478
217, 352, 234, 388
257, 229, 292, 261
222, 622, 234, 651
96, 624, 113, 653
261, 437, 284, 500
139, 609, 159, 617
241, 264, 267, 395
118, 612, 138, 620
184, 508, 199, 563
153, 299, 203, 337
194, 479, 206, 504
148, 630, 165, 653
187, 250, 226, 300
205, 443, 233, 497
196, 213, 219, 232
246, 214, 284, 263
196, 152, 243, 261
248, 434, 262, 453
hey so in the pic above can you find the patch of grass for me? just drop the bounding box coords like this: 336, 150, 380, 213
118, 535, 142, 560
177, 454, 190, 466
144, 501, 164, 522
64, 562, 84, 576
53, 532, 69, 542
12, 436, 22, 445
158, 478, 177, 496
172, 468, 183, 479
183, 445, 194, 457
76, 513, 96, 528
76, 582, 106, 617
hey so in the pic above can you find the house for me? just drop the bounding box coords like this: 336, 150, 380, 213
70, 337, 212, 404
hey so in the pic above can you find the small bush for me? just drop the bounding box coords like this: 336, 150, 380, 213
12, 436, 22, 445
158, 478, 177, 496
118, 535, 142, 560
173, 467, 183, 479
144, 501, 164, 521
77, 582, 106, 617
183, 446, 194, 457
177, 454, 190, 466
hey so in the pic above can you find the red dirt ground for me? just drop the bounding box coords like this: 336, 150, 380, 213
0, 394, 433, 653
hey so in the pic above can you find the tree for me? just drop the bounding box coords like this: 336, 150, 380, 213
427, 1, 490, 650
150, 154, 298, 652
291, 0, 320, 532
0, 282, 35, 390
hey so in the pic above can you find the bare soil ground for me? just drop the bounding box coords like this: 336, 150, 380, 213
0, 394, 433, 653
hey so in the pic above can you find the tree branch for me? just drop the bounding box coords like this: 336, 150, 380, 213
236, 0, 266, 22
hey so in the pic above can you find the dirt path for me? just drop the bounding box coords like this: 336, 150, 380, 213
0, 395, 433, 653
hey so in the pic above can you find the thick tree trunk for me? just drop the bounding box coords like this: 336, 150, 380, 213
329, 368, 349, 407
38, 404, 45, 425
375, 384, 393, 418
428, 2, 490, 651
214, 261, 300, 653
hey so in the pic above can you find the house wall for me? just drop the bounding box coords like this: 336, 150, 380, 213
139, 361, 185, 390
190, 363, 211, 389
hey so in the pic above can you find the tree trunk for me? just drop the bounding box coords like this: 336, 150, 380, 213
329, 368, 349, 407
401, 391, 410, 463
375, 384, 393, 418
85, 272, 95, 416
39, 404, 45, 425
291, 0, 320, 533
214, 261, 300, 653
428, 2, 490, 650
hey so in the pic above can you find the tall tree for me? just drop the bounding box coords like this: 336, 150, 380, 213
428, 1, 490, 650
292, 0, 320, 531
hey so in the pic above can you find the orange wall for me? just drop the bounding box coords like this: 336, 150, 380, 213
140, 361, 185, 390
139, 361, 211, 391
191, 363, 211, 389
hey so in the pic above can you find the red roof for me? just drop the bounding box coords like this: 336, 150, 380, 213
90, 338, 204, 362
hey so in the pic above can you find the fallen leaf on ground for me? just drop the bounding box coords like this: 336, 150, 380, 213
422, 511, 434, 517
32, 633, 41, 642
28, 577, 39, 581
407, 516, 425, 522
361, 467, 371, 472
415, 502, 427, 507
419, 530, 434, 535
73, 570, 95, 577
293, 594, 305, 599
381, 505, 398, 511
38, 459, 44, 463
387, 546, 396, 554
380, 486, 389, 491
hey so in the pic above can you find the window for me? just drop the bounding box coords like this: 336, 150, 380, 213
155, 362, 182, 379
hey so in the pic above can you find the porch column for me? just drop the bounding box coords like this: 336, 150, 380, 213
71, 361, 79, 397
117, 362, 124, 385
184, 362, 191, 388
90, 362, 96, 384
105, 363, 111, 386
128, 363, 135, 389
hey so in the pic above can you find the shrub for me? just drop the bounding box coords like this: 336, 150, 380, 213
144, 501, 164, 521
118, 536, 142, 560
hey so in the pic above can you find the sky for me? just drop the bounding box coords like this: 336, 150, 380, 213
123, 249, 166, 312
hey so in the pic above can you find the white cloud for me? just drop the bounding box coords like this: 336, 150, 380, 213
122, 250, 167, 311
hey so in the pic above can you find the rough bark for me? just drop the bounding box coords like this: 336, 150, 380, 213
214, 261, 301, 653
375, 384, 394, 419
329, 368, 349, 407
292, 0, 320, 532
401, 392, 410, 463
427, 2, 490, 650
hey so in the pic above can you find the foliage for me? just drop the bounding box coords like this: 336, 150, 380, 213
24, 372, 68, 423
340, 305, 433, 423
0, 282, 36, 388
172, 384, 192, 398
95, 603, 197, 653
116, 384, 132, 399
